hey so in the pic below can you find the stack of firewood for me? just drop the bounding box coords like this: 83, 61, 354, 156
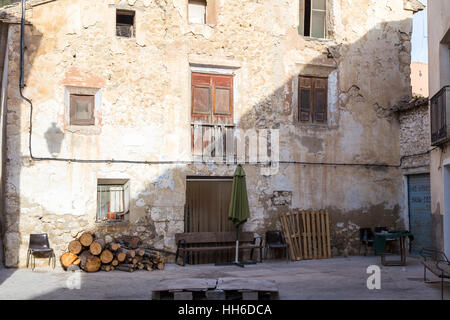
60, 232, 165, 272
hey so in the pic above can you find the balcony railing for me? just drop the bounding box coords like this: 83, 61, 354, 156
191, 123, 236, 162
431, 86, 450, 146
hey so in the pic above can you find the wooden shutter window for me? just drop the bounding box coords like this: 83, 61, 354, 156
191, 72, 233, 125
298, 76, 327, 124
313, 78, 327, 123
193, 86, 211, 114
299, 77, 312, 122
70, 94, 95, 126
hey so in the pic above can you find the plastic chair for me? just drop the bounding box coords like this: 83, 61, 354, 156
264, 231, 289, 262
359, 228, 374, 256
26, 234, 56, 270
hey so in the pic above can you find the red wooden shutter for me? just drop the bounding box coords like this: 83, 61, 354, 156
191, 72, 233, 125
212, 74, 233, 125
313, 78, 327, 123
192, 73, 213, 123
299, 77, 312, 122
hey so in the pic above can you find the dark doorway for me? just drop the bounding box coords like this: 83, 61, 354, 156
408, 173, 431, 253
185, 177, 235, 264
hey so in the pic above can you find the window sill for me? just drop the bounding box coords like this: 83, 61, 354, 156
298, 35, 334, 43
297, 122, 331, 129
65, 125, 101, 135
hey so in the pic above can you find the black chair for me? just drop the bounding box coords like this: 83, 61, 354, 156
26, 234, 56, 270
264, 231, 289, 262
359, 228, 374, 256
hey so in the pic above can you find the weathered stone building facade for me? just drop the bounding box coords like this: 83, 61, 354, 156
0, 0, 422, 267
428, 0, 450, 255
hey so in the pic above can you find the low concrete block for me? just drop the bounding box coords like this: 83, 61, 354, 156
206, 290, 226, 300
242, 291, 259, 300
174, 291, 193, 300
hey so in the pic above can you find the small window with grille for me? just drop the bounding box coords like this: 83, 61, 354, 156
97, 179, 130, 222
116, 9, 135, 38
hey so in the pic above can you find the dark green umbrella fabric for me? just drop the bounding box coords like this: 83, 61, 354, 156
228, 165, 250, 226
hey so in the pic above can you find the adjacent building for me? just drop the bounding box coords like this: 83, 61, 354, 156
428, 0, 450, 255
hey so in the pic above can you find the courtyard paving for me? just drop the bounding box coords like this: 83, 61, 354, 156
0, 255, 447, 300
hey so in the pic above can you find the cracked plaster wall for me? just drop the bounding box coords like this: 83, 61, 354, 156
0, 0, 416, 266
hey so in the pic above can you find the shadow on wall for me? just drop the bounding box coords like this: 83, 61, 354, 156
0, 7, 42, 284
0, 5, 414, 294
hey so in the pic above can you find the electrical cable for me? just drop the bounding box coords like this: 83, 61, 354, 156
18, 0, 436, 169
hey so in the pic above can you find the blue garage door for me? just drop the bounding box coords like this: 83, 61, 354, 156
408, 173, 431, 253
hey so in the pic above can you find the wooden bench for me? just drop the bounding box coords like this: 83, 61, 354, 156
175, 232, 263, 266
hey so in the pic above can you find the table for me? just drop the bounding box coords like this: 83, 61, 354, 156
373, 230, 413, 266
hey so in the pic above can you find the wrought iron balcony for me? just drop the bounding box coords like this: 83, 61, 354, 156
431, 86, 450, 146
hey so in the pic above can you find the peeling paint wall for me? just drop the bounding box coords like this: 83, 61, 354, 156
0, 0, 416, 267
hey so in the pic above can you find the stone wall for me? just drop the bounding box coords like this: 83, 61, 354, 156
395, 101, 430, 170
0, 0, 417, 267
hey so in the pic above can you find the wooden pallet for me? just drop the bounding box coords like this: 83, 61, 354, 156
279, 210, 331, 261
152, 277, 279, 300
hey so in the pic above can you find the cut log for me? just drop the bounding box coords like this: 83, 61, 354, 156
101, 265, 111, 272
68, 240, 82, 255
157, 263, 165, 270
73, 258, 81, 266
137, 263, 144, 270
117, 247, 135, 258
135, 248, 145, 256
145, 264, 153, 271
100, 249, 114, 264
120, 235, 141, 249
90, 238, 106, 256
111, 259, 119, 267
61, 252, 78, 269
109, 243, 121, 251
116, 265, 134, 272
116, 251, 126, 263
79, 251, 101, 272
144, 249, 160, 259
79, 232, 94, 247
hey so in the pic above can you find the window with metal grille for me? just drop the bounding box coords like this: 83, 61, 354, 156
299, 0, 327, 39
298, 76, 328, 124
116, 9, 135, 38
96, 179, 130, 222
70, 94, 95, 126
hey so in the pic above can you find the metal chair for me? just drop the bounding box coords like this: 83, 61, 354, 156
359, 228, 374, 255
26, 234, 56, 270
264, 231, 289, 262
420, 248, 450, 300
